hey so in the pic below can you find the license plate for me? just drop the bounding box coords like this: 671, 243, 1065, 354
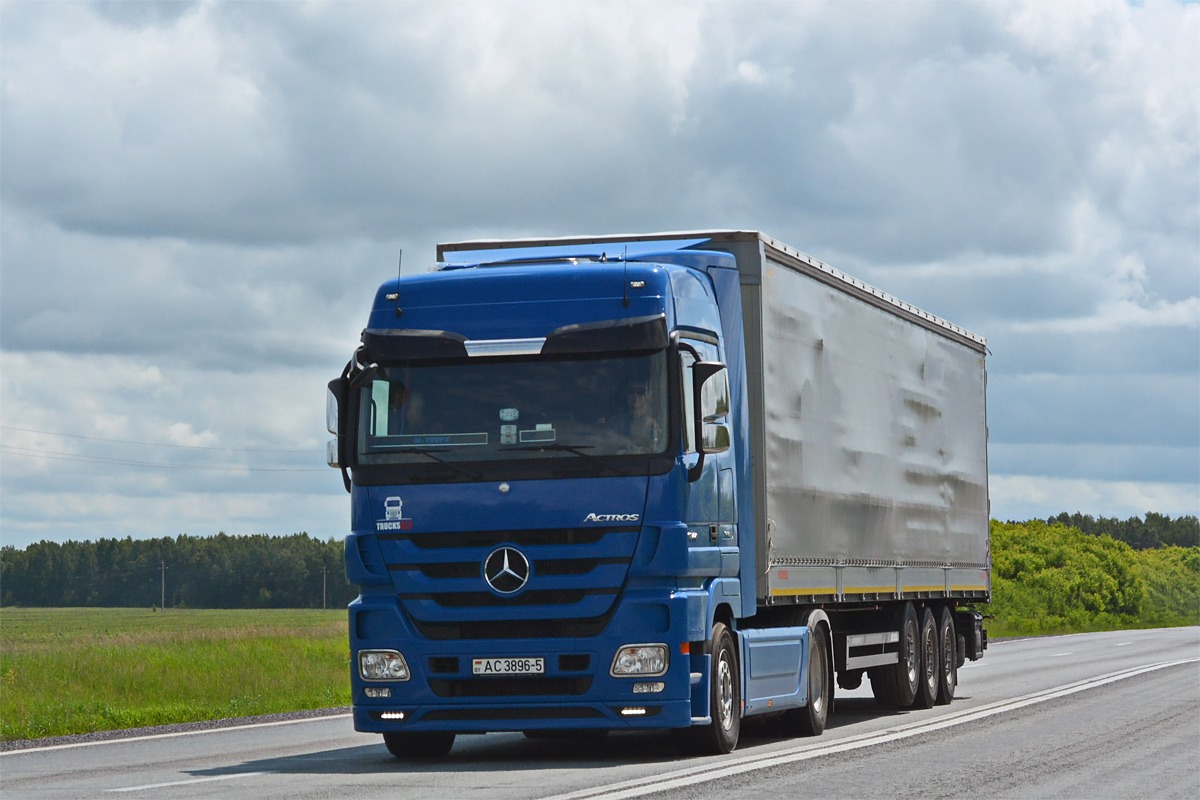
472, 657, 544, 676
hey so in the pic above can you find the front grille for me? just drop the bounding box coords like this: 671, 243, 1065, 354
378, 526, 635, 549
412, 614, 612, 641
379, 524, 638, 639
421, 707, 603, 721
428, 677, 593, 698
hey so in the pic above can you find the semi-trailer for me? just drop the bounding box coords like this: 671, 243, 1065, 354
327, 230, 990, 757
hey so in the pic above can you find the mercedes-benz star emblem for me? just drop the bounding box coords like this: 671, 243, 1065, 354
483, 547, 530, 595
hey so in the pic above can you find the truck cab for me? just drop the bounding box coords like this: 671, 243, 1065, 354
329, 245, 756, 755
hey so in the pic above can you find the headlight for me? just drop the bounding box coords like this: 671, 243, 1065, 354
610, 644, 668, 677
359, 649, 410, 681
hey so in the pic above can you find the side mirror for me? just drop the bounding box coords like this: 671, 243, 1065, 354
702, 422, 731, 454
327, 377, 350, 491
688, 362, 730, 481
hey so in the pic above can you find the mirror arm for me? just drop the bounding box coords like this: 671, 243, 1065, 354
687, 434, 705, 482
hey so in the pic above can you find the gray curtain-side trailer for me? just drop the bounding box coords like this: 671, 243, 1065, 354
428, 229, 991, 748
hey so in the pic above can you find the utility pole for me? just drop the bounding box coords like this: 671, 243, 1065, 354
321, 566, 327, 611
160, 561, 167, 612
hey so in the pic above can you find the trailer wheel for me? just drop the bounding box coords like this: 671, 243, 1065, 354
936, 607, 957, 705
869, 602, 920, 708
676, 622, 741, 755
383, 732, 455, 759
785, 623, 830, 736
912, 606, 939, 709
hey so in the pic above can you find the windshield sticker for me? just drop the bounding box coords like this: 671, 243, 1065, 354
374, 433, 488, 447
499, 408, 519, 422
500, 424, 517, 445
519, 424, 555, 443
378, 496, 413, 531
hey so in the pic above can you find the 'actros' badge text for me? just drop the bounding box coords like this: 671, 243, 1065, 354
584, 513, 640, 522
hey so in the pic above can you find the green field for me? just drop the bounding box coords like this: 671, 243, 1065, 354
0, 608, 349, 741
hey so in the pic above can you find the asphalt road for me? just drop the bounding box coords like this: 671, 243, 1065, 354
2, 627, 1197, 800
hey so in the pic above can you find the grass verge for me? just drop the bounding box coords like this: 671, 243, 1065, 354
0, 608, 349, 741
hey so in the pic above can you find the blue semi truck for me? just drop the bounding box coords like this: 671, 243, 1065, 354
327, 230, 990, 758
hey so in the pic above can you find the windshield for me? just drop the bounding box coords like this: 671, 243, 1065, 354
356, 352, 669, 465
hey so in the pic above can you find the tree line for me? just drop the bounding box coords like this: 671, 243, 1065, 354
985, 518, 1199, 636
0, 533, 356, 609
1042, 512, 1198, 550
2, 512, 1196, 608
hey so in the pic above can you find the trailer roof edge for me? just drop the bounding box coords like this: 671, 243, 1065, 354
436, 230, 987, 354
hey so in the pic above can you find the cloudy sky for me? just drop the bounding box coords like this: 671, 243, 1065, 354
1, 0, 1196, 549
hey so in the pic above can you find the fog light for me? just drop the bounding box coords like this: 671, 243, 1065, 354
359, 649, 410, 681
620, 707, 647, 716
610, 644, 668, 677
380, 711, 406, 720
364, 686, 391, 698
632, 682, 664, 694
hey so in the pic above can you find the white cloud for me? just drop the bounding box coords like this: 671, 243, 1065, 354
1, 0, 1196, 543
990, 474, 1200, 521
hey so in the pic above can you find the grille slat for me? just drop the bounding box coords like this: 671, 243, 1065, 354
429, 677, 593, 697
413, 614, 612, 640
388, 557, 630, 579
403, 588, 617, 608
377, 526, 636, 549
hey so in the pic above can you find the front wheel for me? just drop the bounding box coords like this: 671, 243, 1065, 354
383, 731, 456, 759
677, 622, 741, 755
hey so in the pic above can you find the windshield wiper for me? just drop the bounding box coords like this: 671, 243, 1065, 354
400, 448, 483, 480
499, 443, 630, 476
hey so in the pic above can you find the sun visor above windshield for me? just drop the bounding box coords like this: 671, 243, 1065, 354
542, 314, 668, 355
361, 328, 469, 362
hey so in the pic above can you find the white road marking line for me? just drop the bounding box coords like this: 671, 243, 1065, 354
107, 771, 274, 793
1116, 642, 1132, 646
0, 714, 352, 755
541, 658, 1200, 800
1050, 652, 1073, 657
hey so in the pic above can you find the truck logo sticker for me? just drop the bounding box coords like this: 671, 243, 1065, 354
583, 513, 640, 523
483, 547, 530, 594
376, 496, 413, 531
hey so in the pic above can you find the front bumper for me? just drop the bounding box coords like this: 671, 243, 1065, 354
350, 589, 696, 733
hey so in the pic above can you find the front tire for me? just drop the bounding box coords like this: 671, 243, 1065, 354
677, 622, 741, 755
383, 731, 456, 759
